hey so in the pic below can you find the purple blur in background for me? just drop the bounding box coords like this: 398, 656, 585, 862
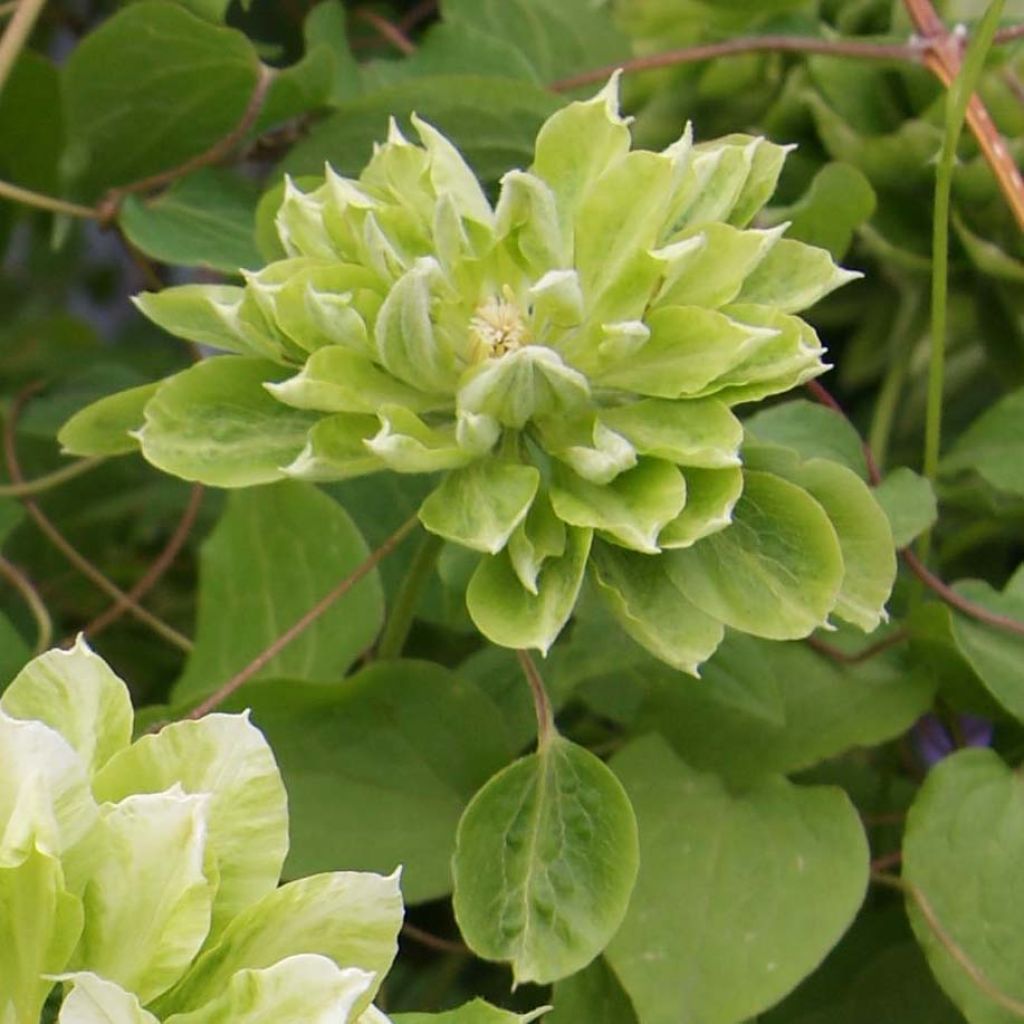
912, 713, 994, 767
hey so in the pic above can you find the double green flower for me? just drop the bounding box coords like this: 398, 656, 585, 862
63, 77, 895, 668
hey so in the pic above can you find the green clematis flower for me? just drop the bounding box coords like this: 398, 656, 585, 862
0, 639, 402, 1024
61, 76, 895, 670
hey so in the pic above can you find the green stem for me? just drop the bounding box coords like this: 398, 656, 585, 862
376, 529, 442, 660
0, 455, 105, 497
0, 177, 100, 219
0, 0, 46, 97
517, 649, 556, 750
0, 555, 52, 653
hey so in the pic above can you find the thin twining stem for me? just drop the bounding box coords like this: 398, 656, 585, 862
0, 555, 53, 653
3, 390, 193, 653
0, 455, 105, 497
185, 514, 421, 720
0, 0, 46, 97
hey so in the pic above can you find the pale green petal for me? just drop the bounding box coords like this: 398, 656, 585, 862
550, 459, 687, 554
1, 637, 132, 778
528, 269, 584, 329
92, 713, 288, 940
735, 238, 861, 313
0, 845, 83, 1024
495, 170, 568, 271
592, 306, 775, 397
163, 957, 374, 1024
659, 467, 744, 549
467, 528, 592, 655
268, 346, 446, 415
457, 346, 590, 429
366, 406, 477, 472
538, 415, 637, 485
275, 177, 342, 261
283, 414, 383, 482
507, 492, 566, 595
590, 543, 724, 675
674, 137, 757, 230
74, 789, 214, 1004
56, 973, 159, 1024
153, 870, 402, 1020
419, 461, 540, 554
599, 398, 742, 469
412, 115, 495, 230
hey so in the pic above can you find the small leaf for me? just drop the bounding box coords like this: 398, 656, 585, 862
668, 470, 844, 640
467, 526, 592, 654
874, 467, 937, 548
119, 170, 263, 274
548, 958, 639, 1024
903, 748, 1024, 1024
941, 387, 1024, 496
608, 736, 868, 1024
138, 357, 319, 487
452, 734, 639, 985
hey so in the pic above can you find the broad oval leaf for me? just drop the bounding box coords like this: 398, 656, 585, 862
608, 736, 868, 1024
452, 734, 639, 986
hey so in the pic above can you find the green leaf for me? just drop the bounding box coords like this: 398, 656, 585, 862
58, 383, 159, 457
119, 170, 263, 274
0, 846, 84, 1024
300, 2, 360, 105
452, 734, 639, 985
75, 790, 215, 1003
62, 1, 261, 199
92, 713, 288, 939
948, 568, 1024, 722
608, 736, 868, 1024
443, 0, 627, 84
393, 999, 548, 1023
246, 661, 515, 904
903, 748, 1024, 1024
0, 615, 30, 685
467, 526, 592, 653
138, 357, 319, 487
1, 637, 133, 778
0, 51, 64, 194
638, 632, 935, 787
56, 973, 159, 1024
743, 399, 869, 479
873, 467, 937, 549
161, 956, 374, 1024
420, 461, 540, 554
153, 870, 402, 1019
283, 76, 561, 185
548, 957, 639, 1024
173, 481, 382, 697
668, 470, 844, 640
767, 163, 876, 260
589, 542, 724, 674
941, 387, 1024, 496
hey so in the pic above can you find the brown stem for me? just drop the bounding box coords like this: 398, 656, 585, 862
517, 649, 555, 749
97, 63, 275, 220
78, 484, 204, 642
399, 0, 437, 32
185, 514, 421, 719
873, 871, 1024, 1017
401, 922, 470, 956
806, 628, 910, 664
0, 177, 101, 220
0, 555, 52, 653
3, 388, 193, 652
805, 379, 883, 485
902, 548, 1024, 637
0, 455, 105, 497
995, 23, 1024, 43
550, 34, 925, 92
0, 0, 46, 96
870, 849, 903, 872
355, 8, 416, 55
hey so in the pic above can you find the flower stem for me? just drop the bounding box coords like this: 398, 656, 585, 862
376, 529, 441, 660
0, 0, 46, 97
517, 649, 555, 750
0, 455, 105, 497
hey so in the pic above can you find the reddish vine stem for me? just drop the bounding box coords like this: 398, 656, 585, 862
806, 629, 910, 665
3, 388, 193, 653
77, 484, 205, 643
995, 23, 1024, 43
870, 850, 903, 872
902, 549, 1024, 637
550, 34, 926, 92
399, 0, 437, 32
95, 64, 275, 222
401, 922, 470, 956
355, 8, 417, 55
517, 649, 555, 749
185, 514, 421, 720
0, 555, 52, 653
805, 379, 882, 485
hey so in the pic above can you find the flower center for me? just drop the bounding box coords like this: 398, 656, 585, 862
470, 286, 530, 360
